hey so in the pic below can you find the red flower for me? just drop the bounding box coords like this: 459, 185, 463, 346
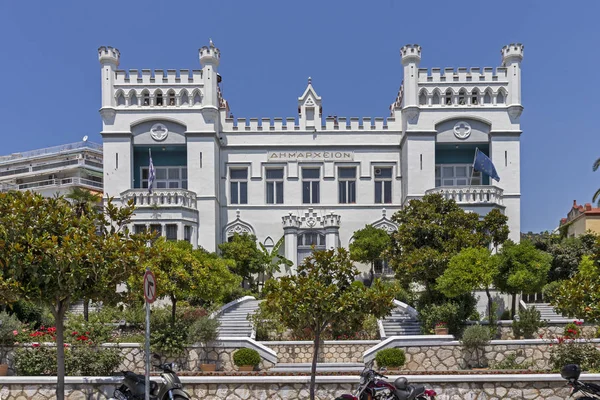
32, 343, 40, 348
575, 321, 583, 326
47, 327, 56, 333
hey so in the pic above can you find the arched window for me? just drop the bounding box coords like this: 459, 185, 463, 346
155, 91, 163, 106
483, 89, 492, 104
445, 89, 453, 105
432, 91, 440, 105
129, 90, 138, 106
458, 89, 466, 105
471, 89, 480, 105
167, 90, 176, 106
297, 231, 326, 265
142, 90, 150, 106
497, 90, 506, 104
180, 90, 189, 105
419, 90, 427, 105
116, 91, 125, 106
193, 90, 202, 105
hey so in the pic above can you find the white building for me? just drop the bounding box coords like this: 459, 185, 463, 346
0, 141, 103, 197
99, 42, 523, 273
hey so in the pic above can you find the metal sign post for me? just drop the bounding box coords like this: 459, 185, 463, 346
143, 268, 157, 400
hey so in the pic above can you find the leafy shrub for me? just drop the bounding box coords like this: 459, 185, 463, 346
9, 300, 54, 329
233, 348, 261, 367
461, 324, 491, 368
150, 320, 188, 357
0, 311, 22, 363
14, 345, 122, 375
500, 310, 512, 320
512, 306, 546, 339
65, 313, 115, 343
188, 317, 219, 363
490, 352, 532, 370
418, 294, 477, 335
563, 321, 583, 339
549, 338, 600, 372
375, 348, 406, 369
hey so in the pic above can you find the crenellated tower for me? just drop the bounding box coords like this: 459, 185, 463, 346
400, 44, 422, 108
501, 43, 524, 118
98, 46, 120, 123
199, 40, 221, 111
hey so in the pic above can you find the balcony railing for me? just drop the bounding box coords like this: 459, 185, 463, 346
0, 141, 102, 164
0, 177, 103, 192
425, 185, 504, 205
122, 189, 197, 210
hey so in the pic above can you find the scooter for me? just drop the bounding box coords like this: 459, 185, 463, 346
561, 364, 600, 399
113, 355, 191, 400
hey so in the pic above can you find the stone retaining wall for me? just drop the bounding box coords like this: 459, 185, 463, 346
499, 323, 599, 340
1, 374, 598, 400
264, 340, 377, 363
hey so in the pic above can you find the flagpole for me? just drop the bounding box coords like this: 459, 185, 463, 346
469, 148, 478, 186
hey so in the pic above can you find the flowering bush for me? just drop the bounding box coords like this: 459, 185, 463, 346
541, 325, 600, 373
563, 321, 583, 339
435, 322, 448, 328
0, 311, 22, 363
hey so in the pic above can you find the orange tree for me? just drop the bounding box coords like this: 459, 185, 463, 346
0, 191, 149, 400
260, 248, 395, 400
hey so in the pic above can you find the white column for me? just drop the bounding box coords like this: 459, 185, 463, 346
283, 227, 298, 273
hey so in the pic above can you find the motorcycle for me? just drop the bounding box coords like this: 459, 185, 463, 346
335, 361, 437, 400
113, 355, 191, 400
561, 364, 600, 399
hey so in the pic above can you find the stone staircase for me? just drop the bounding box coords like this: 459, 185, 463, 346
380, 303, 422, 339
270, 362, 364, 373
524, 302, 568, 321
216, 298, 260, 338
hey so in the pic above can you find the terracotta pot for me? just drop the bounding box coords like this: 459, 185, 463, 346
200, 363, 216, 372
0, 364, 8, 376
435, 327, 449, 335
238, 365, 255, 372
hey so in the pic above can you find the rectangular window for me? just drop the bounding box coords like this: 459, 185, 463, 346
149, 224, 162, 237
230, 168, 248, 204
184, 226, 192, 243
166, 224, 177, 241
116, 153, 119, 169
134, 224, 146, 234
141, 166, 188, 190
302, 168, 320, 204
435, 164, 481, 187
338, 167, 356, 204
374, 167, 392, 204
266, 168, 284, 204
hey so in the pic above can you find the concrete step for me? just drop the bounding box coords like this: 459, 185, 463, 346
271, 363, 364, 373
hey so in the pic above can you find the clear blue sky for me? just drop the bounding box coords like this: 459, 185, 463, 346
0, 0, 598, 234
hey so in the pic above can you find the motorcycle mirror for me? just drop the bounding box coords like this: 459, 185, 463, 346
171, 362, 178, 372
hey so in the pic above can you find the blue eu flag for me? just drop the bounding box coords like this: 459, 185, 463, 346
473, 149, 500, 182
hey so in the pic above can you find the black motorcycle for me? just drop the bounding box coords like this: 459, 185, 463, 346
113, 356, 191, 400
561, 364, 600, 399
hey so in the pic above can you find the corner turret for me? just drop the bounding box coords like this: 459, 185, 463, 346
501, 43, 524, 116
98, 46, 120, 122
199, 40, 220, 111
400, 44, 421, 124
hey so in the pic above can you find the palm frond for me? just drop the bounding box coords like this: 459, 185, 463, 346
593, 188, 600, 206
593, 158, 600, 172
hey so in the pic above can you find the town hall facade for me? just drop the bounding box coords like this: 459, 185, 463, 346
99, 42, 523, 272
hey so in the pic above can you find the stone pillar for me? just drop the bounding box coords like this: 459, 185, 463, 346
282, 213, 301, 273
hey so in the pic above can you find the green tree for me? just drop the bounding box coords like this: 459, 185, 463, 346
389, 194, 505, 292
258, 236, 293, 278
482, 208, 510, 251
260, 248, 395, 400
349, 225, 391, 279
128, 238, 241, 326
218, 233, 266, 290
594, 157, 600, 206
495, 240, 552, 316
437, 247, 498, 323
550, 255, 600, 322
0, 191, 148, 400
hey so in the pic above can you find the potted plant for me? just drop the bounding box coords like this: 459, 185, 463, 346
461, 324, 491, 369
434, 321, 448, 335
0, 312, 21, 375
188, 316, 220, 372
374, 348, 406, 371
233, 348, 261, 372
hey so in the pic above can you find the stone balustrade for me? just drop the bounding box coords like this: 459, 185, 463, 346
121, 189, 197, 209
425, 185, 504, 205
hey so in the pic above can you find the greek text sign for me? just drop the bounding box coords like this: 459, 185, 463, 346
268, 151, 354, 161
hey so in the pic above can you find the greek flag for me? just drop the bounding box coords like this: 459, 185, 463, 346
473, 148, 500, 182
148, 149, 156, 194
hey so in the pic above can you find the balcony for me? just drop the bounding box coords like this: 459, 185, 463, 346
121, 189, 197, 210
0, 177, 103, 193
425, 185, 504, 206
